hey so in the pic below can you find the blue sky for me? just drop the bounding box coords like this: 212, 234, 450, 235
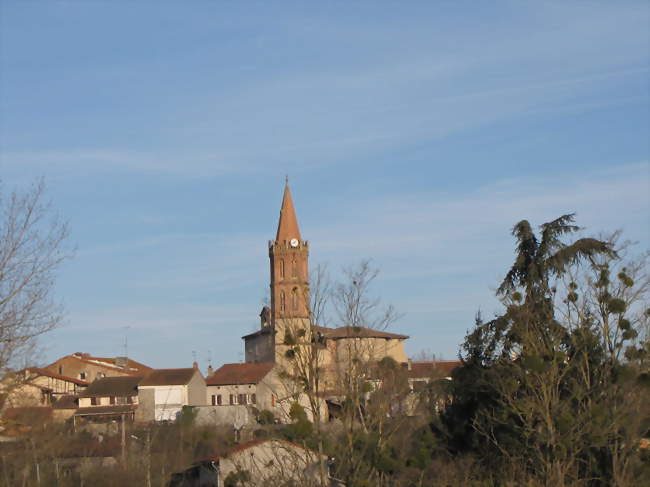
1, 1, 648, 370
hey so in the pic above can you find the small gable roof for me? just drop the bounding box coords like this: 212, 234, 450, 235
203, 438, 324, 462
406, 360, 462, 379
52, 395, 78, 410
139, 368, 199, 387
47, 353, 152, 376
206, 363, 274, 386
79, 376, 142, 397
25, 367, 89, 386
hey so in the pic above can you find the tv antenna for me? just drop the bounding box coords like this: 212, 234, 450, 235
122, 325, 131, 358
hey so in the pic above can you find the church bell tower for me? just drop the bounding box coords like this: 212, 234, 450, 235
269, 179, 310, 326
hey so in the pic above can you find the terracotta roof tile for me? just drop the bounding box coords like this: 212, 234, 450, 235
139, 368, 199, 386
206, 363, 274, 386
275, 182, 302, 242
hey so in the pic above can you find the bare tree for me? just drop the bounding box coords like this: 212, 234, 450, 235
0, 179, 71, 374
332, 259, 400, 331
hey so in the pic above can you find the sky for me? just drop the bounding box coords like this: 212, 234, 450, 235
1, 1, 648, 371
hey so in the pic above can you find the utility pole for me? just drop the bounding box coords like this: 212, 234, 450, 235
121, 413, 126, 466
146, 429, 151, 487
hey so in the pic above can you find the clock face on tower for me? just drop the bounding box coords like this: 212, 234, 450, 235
290, 238, 299, 248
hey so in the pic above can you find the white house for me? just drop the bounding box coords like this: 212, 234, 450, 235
137, 367, 206, 422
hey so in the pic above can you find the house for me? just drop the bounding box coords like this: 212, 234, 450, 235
405, 360, 462, 391
170, 438, 330, 487
78, 375, 141, 408
52, 394, 79, 423
136, 367, 206, 422
69, 375, 143, 429
45, 352, 152, 383
0, 367, 88, 408
202, 362, 326, 425
200, 362, 273, 427
206, 362, 274, 408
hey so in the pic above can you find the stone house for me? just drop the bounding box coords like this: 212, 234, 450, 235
52, 394, 79, 423
204, 362, 326, 425
137, 367, 206, 422
1, 367, 88, 408
206, 362, 274, 409
170, 438, 330, 487
44, 352, 151, 383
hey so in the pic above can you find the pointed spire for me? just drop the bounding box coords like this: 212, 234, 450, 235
276, 178, 302, 242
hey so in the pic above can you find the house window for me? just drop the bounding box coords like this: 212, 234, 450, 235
58, 366, 63, 375
217, 395, 222, 405
229, 394, 235, 405
238, 394, 246, 405
251, 394, 256, 404
91, 397, 98, 406
211, 395, 216, 406
127, 396, 133, 404
79, 372, 86, 380
109, 396, 116, 405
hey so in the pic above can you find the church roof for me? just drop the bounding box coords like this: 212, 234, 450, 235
314, 325, 408, 340
275, 180, 302, 242
206, 362, 274, 386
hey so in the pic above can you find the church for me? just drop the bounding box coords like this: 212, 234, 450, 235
205, 181, 428, 419
243, 182, 409, 375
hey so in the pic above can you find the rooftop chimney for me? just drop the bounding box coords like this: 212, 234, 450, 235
192, 361, 199, 370
115, 357, 128, 368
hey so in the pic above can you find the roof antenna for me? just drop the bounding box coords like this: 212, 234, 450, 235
285, 174, 289, 185
207, 350, 212, 368
122, 325, 130, 358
